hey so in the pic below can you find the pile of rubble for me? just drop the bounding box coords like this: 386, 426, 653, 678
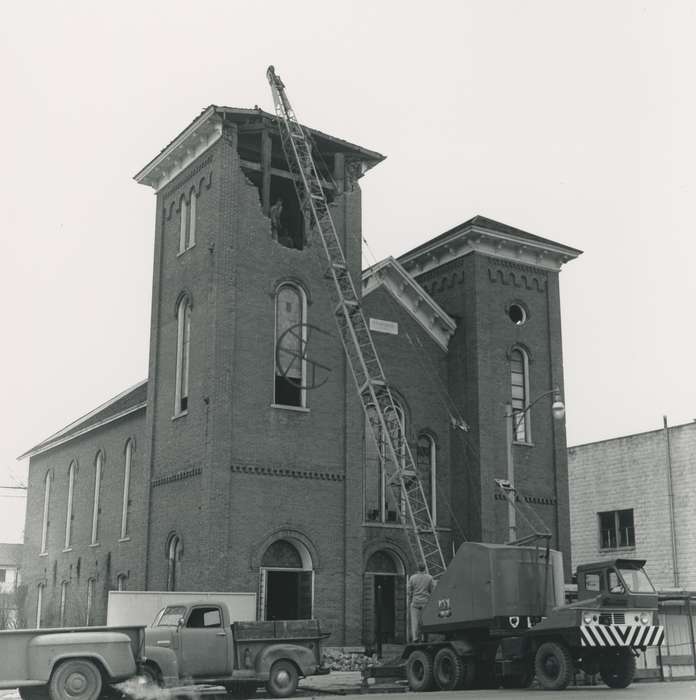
322, 648, 383, 671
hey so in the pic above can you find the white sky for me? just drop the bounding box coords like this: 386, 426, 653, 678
2, 1, 695, 543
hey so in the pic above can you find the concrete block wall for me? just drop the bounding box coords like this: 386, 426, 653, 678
569, 422, 696, 589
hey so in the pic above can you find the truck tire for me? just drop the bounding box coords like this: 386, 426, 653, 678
405, 649, 434, 692
534, 641, 573, 691
433, 648, 474, 690
265, 660, 299, 698
599, 650, 636, 689
49, 659, 102, 700
138, 664, 162, 689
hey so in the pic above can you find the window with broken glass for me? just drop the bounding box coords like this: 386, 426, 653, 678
274, 284, 306, 407
599, 509, 635, 549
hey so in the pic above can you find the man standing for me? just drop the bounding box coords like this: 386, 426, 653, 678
407, 562, 435, 643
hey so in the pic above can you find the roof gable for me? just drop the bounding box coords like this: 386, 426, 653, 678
362, 257, 456, 351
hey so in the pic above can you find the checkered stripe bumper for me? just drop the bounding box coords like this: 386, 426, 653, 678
580, 624, 664, 647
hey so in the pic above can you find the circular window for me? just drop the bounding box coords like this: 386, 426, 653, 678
508, 304, 527, 325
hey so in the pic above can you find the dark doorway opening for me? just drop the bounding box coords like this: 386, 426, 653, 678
265, 570, 312, 621
374, 575, 396, 643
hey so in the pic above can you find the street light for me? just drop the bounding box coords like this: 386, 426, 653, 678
505, 387, 565, 541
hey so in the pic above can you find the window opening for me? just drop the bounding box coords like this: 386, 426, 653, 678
416, 434, 437, 525
86, 578, 95, 625
91, 453, 102, 545
510, 348, 530, 442
508, 303, 527, 325
120, 440, 133, 539
59, 581, 68, 626
36, 583, 44, 628
187, 606, 222, 628
274, 284, 306, 407
64, 462, 76, 550
260, 539, 313, 621
179, 197, 188, 254
167, 535, 182, 591
188, 189, 197, 248
599, 509, 635, 549
117, 573, 128, 592
175, 296, 191, 414
41, 472, 51, 555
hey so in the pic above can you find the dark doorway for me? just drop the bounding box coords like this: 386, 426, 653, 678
374, 575, 396, 643
265, 570, 312, 621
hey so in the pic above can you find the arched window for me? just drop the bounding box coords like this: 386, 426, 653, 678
117, 573, 128, 592
259, 538, 313, 621
167, 535, 182, 591
59, 581, 68, 626
90, 452, 103, 545
417, 434, 437, 525
274, 284, 307, 407
178, 196, 188, 253
510, 348, 530, 443
120, 440, 133, 540
64, 461, 76, 550
188, 189, 197, 248
365, 402, 406, 523
175, 295, 192, 414
86, 577, 95, 625
40, 472, 52, 555
36, 583, 44, 628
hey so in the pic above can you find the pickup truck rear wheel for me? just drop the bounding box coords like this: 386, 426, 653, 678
49, 659, 102, 700
534, 641, 573, 691
266, 660, 299, 698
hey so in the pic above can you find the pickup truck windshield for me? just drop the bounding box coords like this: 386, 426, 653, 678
156, 606, 187, 626
619, 568, 655, 593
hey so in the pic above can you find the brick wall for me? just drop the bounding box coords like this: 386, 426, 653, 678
569, 422, 696, 589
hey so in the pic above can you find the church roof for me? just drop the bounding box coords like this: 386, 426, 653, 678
362, 257, 456, 351
398, 215, 582, 277
135, 105, 385, 191
18, 380, 147, 460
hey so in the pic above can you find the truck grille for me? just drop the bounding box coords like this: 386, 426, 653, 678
599, 613, 625, 625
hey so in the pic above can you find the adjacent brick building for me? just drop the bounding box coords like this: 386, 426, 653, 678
568, 421, 696, 590
20, 105, 580, 645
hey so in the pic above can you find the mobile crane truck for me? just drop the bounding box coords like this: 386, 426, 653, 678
266, 67, 664, 692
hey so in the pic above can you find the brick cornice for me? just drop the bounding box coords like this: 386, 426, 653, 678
152, 466, 202, 487
231, 462, 344, 482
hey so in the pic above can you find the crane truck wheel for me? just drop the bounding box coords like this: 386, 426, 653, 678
433, 648, 474, 690
599, 650, 636, 689
534, 641, 574, 691
405, 650, 434, 692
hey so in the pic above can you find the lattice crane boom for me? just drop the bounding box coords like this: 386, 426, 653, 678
266, 66, 446, 578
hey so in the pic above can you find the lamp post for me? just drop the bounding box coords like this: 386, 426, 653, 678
505, 387, 565, 542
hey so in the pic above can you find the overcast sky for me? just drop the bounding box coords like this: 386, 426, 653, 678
2, 1, 694, 543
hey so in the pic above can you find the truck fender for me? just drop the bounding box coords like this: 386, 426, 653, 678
28, 632, 136, 682
142, 646, 180, 686
254, 644, 317, 678
448, 639, 475, 657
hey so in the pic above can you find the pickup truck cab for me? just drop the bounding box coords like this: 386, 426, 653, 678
142, 602, 328, 697
0, 625, 144, 700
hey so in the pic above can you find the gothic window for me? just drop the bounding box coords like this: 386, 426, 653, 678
40, 471, 51, 555
117, 573, 128, 592
510, 348, 530, 443
365, 403, 406, 523
175, 295, 192, 415
90, 452, 103, 545
167, 535, 182, 591
64, 461, 76, 550
274, 284, 306, 407
120, 440, 133, 540
188, 189, 197, 248
178, 196, 188, 253
417, 434, 437, 524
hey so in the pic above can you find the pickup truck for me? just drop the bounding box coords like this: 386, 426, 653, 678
141, 602, 329, 697
0, 625, 144, 700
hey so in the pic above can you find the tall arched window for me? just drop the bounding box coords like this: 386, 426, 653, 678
417, 434, 437, 525
120, 440, 133, 540
188, 188, 197, 248
175, 295, 192, 415
167, 535, 182, 591
90, 452, 103, 545
64, 461, 76, 550
36, 583, 44, 628
510, 348, 530, 443
274, 283, 307, 408
117, 573, 128, 592
40, 472, 52, 555
178, 196, 188, 253
365, 402, 405, 523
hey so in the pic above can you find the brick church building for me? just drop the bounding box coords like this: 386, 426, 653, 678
20, 105, 581, 645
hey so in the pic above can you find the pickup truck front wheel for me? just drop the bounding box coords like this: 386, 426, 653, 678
49, 659, 102, 700
266, 660, 299, 698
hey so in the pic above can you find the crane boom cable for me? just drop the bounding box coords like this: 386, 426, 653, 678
266, 66, 446, 577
